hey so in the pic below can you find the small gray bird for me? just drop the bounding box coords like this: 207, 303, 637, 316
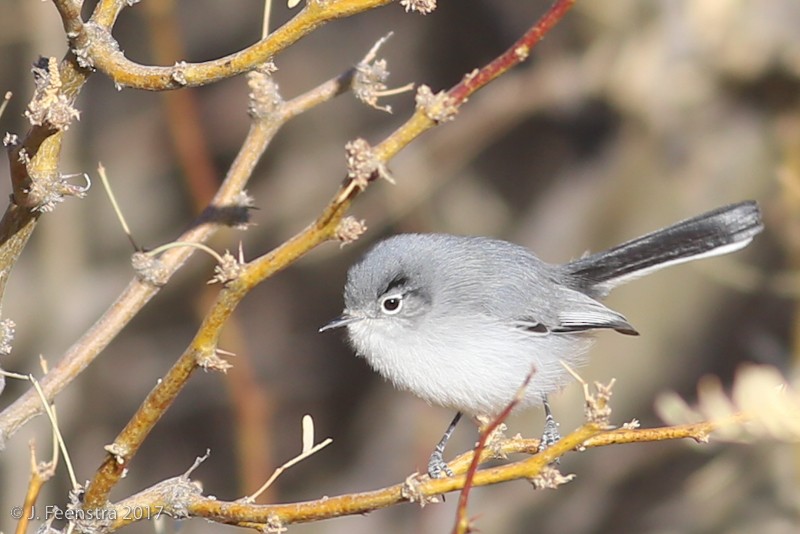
321, 201, 763, 478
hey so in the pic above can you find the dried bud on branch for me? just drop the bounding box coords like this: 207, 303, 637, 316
353, 33, 412, 113
208, 249, 244, 285
0, 319, 15, 356
30, 173, 91, 213
25, 57, 80, 130
335, 216, 367, 245
529, 464, 576, 490
415, 85, 457, 123
131, 252, 169, 287
400, 0, 437, 14
247, 63, 283, 119
345, 138, 393, 189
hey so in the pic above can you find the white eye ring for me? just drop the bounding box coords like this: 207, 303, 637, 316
380, 294, 404, 315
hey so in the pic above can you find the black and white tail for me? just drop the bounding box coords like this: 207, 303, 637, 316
566, 201, 763, 295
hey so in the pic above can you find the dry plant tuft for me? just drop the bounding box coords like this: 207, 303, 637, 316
657, 364, 800, 443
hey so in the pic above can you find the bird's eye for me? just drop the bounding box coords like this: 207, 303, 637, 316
380, 294, 403, 314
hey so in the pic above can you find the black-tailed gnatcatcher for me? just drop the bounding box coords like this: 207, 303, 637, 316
320, 201, 763, 478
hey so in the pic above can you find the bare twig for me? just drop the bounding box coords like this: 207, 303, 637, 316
0, 91, 11, 120
104, 423, 598, 531
51, 0, 84, 38
262, 0, 273, 39
97, 163, 138, 250
91, 406, 754, 532
188, 424, 601, 528
15, 442, 57, 534
4, 363, 71, 534
28, 375, 78, 490
90, 0, 133, 29
195, 416, 751, 527
447, 0, 576, 104
85, 0, 395, 90
245, 415, 332, 502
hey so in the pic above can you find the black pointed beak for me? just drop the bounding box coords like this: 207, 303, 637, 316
319, 313, 362, 332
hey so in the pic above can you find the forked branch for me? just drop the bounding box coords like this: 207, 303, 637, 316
81, 0, 578, 510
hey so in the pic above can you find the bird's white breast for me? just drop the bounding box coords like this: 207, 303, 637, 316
347, 315, 593, 417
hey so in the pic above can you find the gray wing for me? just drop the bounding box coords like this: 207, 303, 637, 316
412, 235, 639, 336
515, 287, 638, 336
551, 289, 638, 335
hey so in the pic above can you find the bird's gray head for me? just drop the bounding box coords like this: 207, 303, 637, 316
320, 236, 435, 334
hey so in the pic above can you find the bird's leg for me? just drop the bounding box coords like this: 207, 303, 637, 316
538, 397, 561, 452
427, 412, 462, 478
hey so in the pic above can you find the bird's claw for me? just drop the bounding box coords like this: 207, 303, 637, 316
537, 410, 562, 465
427, 450, 453, 478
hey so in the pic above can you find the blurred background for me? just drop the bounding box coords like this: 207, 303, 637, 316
0, 0, 797, 532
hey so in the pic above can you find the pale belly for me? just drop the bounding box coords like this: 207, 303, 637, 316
347, 317, 594, 417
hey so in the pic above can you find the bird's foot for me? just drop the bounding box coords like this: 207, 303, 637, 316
538, 410, 561, 456
427, 449, 454, 479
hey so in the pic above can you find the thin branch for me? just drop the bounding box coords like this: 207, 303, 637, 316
246, 437, 332, 502
1, 369, 77, 489
262, 0, 273, 39
146, 242, 227, 265
192, 418, 745, 529
85, 0, 394, 90
241, 415, 332, 502
447, 0, 576, 103
0, 205, 39, 321
89, 0, 130, 29
0, 91, 11, 120
445, 417, 745, 475
102, 424, 597, 531
97, 163, 138, 250
4, 368, 66, 534
97, 409, 750, 532
186, 425, 602, 529
28, 375, 78, 489
15, 442, 57, 534
51, 0, 84, 37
